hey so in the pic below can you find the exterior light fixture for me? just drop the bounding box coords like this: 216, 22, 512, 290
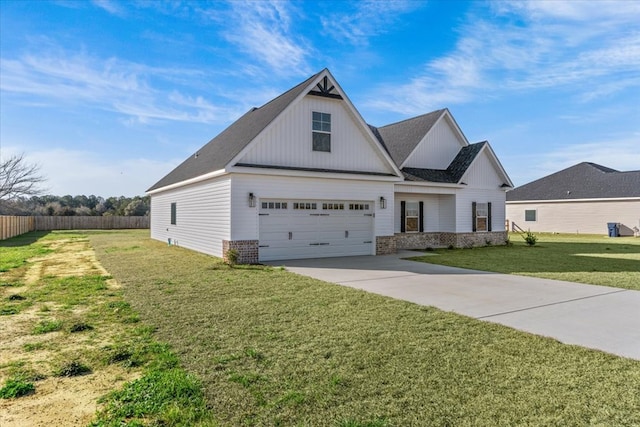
249, 193, 256, 207
380, 196, 386, 209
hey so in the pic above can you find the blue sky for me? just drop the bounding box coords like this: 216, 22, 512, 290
1, 0, 639, 197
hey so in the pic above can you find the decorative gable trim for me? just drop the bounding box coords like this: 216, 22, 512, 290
308, 76, 343, 99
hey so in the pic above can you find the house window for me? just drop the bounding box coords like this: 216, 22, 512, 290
525, 210, 536, 221
170, 202, 177, 225
472, 202, 491, 232
312, 111, 331, 152
405, 201, 419, 232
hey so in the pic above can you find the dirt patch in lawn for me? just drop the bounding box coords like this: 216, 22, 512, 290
23, 238, 110, 285
0, 365, 135, 427
0, 234, 136, 426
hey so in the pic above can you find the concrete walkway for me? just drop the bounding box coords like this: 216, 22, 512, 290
266, 251, 640, 360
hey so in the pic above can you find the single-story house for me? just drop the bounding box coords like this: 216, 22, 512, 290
506, 162, 640, 236
147, 68, 513, 263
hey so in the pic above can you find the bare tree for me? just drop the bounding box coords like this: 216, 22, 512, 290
0, 153, 47, 200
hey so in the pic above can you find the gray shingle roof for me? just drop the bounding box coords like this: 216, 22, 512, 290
372, 109, 445, 166
147, 70, 324, 191
149, 69, 501, 192
506, 162, 640, 201
402, 142, 487, 183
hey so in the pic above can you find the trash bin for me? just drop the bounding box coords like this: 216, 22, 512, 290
607, 222, 619, 237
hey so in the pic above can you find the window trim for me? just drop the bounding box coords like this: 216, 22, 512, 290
472, 201, 492, 232
312, 111, 331, 152
525, 209, 537, 222
405, 201, 419, 233
170, 202, 177, 225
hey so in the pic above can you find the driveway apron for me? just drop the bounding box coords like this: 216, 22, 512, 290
266, 251, 640, 360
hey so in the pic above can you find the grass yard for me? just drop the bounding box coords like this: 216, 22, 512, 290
409, 233, 640, 290
89, 230, 640, 426
0, 231, 212, 426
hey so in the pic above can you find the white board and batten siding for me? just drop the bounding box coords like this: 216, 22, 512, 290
506, 199, 640, 235
393, 194, 456, 233
402, 116, 465, 169
238, 95, 392, 175
455, 151, 508, 232
150, 177, 231, 257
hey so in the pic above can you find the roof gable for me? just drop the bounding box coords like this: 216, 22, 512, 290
402, 141, 486, 184
372, 109, 445, 166
149, 69, 401, 192
507, 162, 640, 201
230, 70, 402, 177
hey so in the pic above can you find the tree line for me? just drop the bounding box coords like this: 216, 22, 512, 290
0, 195, 150, 217
1, 153, 149, 217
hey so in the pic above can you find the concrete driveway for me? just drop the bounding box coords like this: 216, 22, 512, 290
266, 251, 640, 360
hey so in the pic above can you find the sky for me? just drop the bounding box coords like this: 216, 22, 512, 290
1, 0, 639, 197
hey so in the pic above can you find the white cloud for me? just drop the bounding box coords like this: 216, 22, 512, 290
0, 51, 240, 124
367, 1, 640, 115
219, 1, 311, 76
92, 0, 126, 16
2, 145, 179, 197
498, 0, 640, 22
321, 0, 420, 46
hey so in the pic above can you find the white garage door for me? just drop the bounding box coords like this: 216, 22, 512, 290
258, 199, 374, 261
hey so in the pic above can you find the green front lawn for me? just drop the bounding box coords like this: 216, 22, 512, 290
409, 233, 640, 290
89, 230, 640, 426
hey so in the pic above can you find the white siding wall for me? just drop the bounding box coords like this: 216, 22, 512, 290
394, 194, 457, 233
452, 150, 507, 232
230, 173, 395, 242
239, 95, 392, 174
463, 151, 505, 189
403, 117, 465, 169
506, 199, 640, 235
439, 195, 456, 232
455, 188, 507, 232
150, 177, 231, 257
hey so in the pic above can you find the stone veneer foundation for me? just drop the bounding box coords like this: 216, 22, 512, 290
226, 232, 508, 264
222, 240, 259, 264
376, 235, 397, 255
395, 231, 508, 250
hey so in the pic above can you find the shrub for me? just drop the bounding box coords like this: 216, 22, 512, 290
0, 379, 35, 399
70, 322, 94, 333
32, 319, 62, 334
225, 248, 239, 266
55, 361, 92, 377
523, 231, 538, 246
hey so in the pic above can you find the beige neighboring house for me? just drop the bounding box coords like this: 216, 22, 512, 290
506, 162, 640, 236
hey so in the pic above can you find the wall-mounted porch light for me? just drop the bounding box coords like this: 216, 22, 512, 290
248, 192, 256, 207
379, 196, 386, 209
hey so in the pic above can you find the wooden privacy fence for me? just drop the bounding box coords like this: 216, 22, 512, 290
34, 216, 149, 231
1, 216, 150, 240
0, 216, 35, 240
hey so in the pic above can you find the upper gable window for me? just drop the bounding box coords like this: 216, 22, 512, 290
312, 112, 331, 152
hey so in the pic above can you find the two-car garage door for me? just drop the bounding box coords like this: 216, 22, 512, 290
258, 199, 374, 261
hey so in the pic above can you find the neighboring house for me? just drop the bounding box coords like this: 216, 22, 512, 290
147, 69, 513, 263
506, 162, 640, 236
